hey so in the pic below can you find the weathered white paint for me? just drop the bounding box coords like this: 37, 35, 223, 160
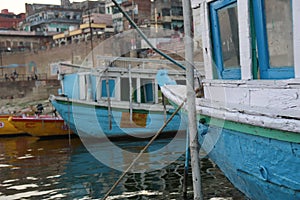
201, 80, 300, 113
154, 78, 159, 104
96, 76, 101, 101
195, 103, 300, 133
136, 77, 141, 103
201, 1, 214, 79
249, 89, 299, 110
238, 0, 252, 80
86, 74, 92, 101
161, 84, 300, 133
293, 0, 300, 78
191, 0, 202, 8
129, 65, 133, 121
192, 6, 202, 53
79, 74, 86, 100
115, 76, 121, 101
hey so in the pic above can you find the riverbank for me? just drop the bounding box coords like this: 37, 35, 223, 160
0, 97, 54, 115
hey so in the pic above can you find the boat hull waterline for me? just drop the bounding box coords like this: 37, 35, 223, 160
8, 116, 73, 137
160, 84, 300, 200
50, 97, 187, 139
0, 115, 27, 136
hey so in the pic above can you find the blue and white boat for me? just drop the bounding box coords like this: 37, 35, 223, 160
158, 0, 300, 199
49, 57, 188, 139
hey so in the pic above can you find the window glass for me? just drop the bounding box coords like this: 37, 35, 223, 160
265, 0, 293, 67
218, 3, 240, 69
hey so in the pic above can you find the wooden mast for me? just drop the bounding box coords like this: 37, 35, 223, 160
182, 0, 203, 199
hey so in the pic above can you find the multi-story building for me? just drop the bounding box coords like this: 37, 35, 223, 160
20, 0, 111, 35
0, 30, 52, 52
53, 13, 114, 46
151, 0, 183, 32
109, 0, 183, 33
71, 0, 106, 15
110, 0, 151, 33
0, 9, 25, 30
21, 3, 82, 35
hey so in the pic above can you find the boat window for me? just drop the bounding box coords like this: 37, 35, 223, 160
210, 0, 241, 79
252, 0, 294, 79
266, 0, 293, 68
176, 79, 186, 85
141, 79, 155, 103
101, 79, 115, 98
120, 78, 137, 101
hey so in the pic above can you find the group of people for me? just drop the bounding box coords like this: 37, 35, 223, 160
3, 70, 38, 81
27, 73, 38, 81
4, 70, 18, 81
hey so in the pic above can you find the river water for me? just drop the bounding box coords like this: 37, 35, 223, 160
0, 134, 246, 200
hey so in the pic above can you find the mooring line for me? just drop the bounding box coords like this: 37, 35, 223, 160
102, 99, 186, 200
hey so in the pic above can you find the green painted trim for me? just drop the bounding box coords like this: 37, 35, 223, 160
168, 99, 300, 143
250, 2, 258, 79
198, 115, 300, 144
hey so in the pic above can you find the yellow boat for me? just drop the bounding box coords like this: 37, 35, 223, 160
0, 115, 27, 136
8, 115, 73, 137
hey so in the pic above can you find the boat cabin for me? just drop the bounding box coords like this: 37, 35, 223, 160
194, 0, 300, 111
58, 60, 187, 105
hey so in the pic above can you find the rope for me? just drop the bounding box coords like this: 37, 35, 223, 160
102, 98, 186, 200
110, 0, 186, 71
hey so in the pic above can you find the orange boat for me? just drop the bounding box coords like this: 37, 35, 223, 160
8, 115, 73, 137
0, 115, 27, 136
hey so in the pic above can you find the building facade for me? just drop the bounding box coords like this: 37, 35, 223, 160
0, 30, 52, 52
53, 13, 114, 47
151, 0, 184, 31
72, 0, 106, 15
0, 9, 25, 30
21, 4, 82, 35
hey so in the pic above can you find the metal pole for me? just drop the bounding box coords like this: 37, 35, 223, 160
182, 0, 203, 199
88, 11, 95, 68
129, 64, 133, 122
105, 69, 112, 130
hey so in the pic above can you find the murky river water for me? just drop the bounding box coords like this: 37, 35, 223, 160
0, 134, 246, 199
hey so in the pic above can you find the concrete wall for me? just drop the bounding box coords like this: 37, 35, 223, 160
1, 39, 107, 79
0, 79, 60, 100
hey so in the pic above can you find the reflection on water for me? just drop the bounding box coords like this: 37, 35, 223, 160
0, 136, 245, 200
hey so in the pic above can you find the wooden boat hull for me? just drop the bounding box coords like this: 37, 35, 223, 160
0, 115, 26, 136
198, 121, 300, 200
159, 83, 300, 200
8, 116, 72, 137
50, 97, 187, 138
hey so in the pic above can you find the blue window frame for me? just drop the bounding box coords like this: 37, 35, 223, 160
210, 0, 241, 80
101, 79, 115, 97
210, 0, 294, 80
252, 0, 294, 79
144, 82, 154, 103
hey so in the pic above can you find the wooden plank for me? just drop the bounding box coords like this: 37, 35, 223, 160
293, 0, 300, 78
238, 0, 252, 80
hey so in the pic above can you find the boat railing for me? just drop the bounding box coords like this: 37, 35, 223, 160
95, 55, 204, 71
59, 56, 205, 77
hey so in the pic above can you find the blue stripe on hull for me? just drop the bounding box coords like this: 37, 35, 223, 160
51, 99, 187, 138
198, 125, 300, 200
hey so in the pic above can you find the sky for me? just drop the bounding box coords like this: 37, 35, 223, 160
0, 0, 85, 14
